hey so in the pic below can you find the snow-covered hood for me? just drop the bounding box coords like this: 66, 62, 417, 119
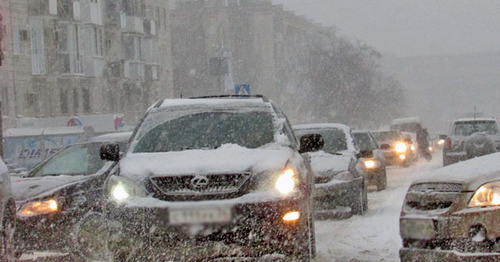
412, 152, 500, 191
120, 144, 293, 181
308, 151, 352, 176
11, 175, 90, 202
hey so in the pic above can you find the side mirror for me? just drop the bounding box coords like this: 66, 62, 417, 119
380, 144, 391, 150
100, 143, 120, 161
438, 134, 447, 140
299, 134, 324, 153
357, 150, 373, 159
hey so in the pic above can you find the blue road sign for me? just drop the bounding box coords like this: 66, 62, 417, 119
235, 84, 250, 96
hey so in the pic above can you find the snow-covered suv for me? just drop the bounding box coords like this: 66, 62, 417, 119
443, 118, 500, 166
100, 96, 318, 261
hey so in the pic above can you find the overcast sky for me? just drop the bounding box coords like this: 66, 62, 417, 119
276, 0, 500, 57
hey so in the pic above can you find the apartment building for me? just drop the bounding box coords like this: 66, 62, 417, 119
0, 0, 174, 129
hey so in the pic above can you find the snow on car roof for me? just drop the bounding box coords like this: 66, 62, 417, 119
391, 117, 421, 125
453, 117, 498, 122
413, 152, 500, 186
159, 98, 268, 108
293, 123, 351, 132
90, 131, 132, 143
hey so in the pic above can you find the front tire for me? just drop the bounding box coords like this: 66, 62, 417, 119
0, 203, 16, 262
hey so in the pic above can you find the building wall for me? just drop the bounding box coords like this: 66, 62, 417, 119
0, 0, 174, 130
169, 0, 333, 122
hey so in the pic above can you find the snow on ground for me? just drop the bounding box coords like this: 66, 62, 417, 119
314, 152, 443, 262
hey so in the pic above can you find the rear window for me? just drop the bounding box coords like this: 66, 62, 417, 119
295, 128, 348, 153
453, 121, 498, 136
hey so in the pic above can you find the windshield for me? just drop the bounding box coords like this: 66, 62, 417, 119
295, 128, 348, 153
133, 111, 275, 152
371, 131, 402, 142
353, 132, 377, 151
453, 121, 498, 136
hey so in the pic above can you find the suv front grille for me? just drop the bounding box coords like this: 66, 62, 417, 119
404, 182, 463, 212
148, 173, 251, 200
409, 183, 463, 193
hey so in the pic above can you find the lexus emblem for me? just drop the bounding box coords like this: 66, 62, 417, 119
191, 175, 209, 189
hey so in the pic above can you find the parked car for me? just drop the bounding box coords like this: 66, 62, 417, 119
0, 157, 16, 261
371, 130, 412, 167
100, 96, 317, 261
352, 130, 387, 191
400, 152, 500, 260
442, 117, 500, 166
12, 132, 131, 259
293, 123, 369, 216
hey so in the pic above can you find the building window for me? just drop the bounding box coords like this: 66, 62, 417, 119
82, 88, 91, 113
92, 27, 103, 57
30, 19, 46, 75
90, 0, 103, 25
60, 88, 69, 115
124, 36, 142, 61
73, 89, 79, 114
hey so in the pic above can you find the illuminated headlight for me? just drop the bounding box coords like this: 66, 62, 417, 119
410, 145, 416, 151
395, 142, 407, 153
364, 159, 376, 169
399, 154, 406, 160
428, 146, 434, 152
438, 139, 445, 146
468, 181, 500, 207
275, 168, 296, 194
18, 198, 59, 217
107, 175, 147, 203
333, 171, 354, 181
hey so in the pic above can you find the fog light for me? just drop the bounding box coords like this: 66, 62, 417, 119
283, 211, 300, 222
399, 154, 406, 160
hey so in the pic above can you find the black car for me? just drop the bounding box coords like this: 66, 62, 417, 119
100, 96, 318, 261
12, 132, 130, 258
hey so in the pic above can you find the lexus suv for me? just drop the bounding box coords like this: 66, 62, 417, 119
443, 118, 500, 166
100, 96, 318, 261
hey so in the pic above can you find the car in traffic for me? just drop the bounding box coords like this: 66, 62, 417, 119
100, 96, 318, 261
442, 117, 500, 166
0, 157, 16, 261
11, 132, 131, 259
352, 130, 387, 191
293, 123, 369, 216
371, 130, 412, 167
400, 152, 500, 260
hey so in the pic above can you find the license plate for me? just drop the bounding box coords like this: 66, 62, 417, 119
169, 207, 232, 225
401, 219, 435, 239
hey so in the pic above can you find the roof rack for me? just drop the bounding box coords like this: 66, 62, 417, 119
189, 95, 269, 102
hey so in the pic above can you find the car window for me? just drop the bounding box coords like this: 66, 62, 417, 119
134, 111, 275, 152
453, 121, 498, 136
30, 144, 103, 177
295, 128, 348, 153
372, 131, 401, 142
353, 133, 377, 151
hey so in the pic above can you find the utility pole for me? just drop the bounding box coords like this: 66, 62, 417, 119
0, 101, 3, 159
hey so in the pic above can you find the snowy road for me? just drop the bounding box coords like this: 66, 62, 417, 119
314, 153, 443, 262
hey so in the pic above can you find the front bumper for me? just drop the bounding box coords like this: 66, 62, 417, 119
105, 191, 310, 257
15, 212, 74, 252
313, 177, 362, 211
400, 207, 500, 250
400, 248, 500, 262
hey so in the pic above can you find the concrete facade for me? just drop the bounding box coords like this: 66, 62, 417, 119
170, 0, 334, 122
0, 0, 174, 129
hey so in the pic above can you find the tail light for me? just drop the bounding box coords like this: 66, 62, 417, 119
444, 137, 452, 150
